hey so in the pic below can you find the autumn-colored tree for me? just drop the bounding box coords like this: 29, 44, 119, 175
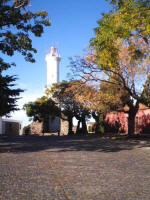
69, 38, 150, 136
68, 65, 128, 134
67, 81, 103, 134
46, 81, 75, 135
46, 81, 91, 135
89, 0, 150, 135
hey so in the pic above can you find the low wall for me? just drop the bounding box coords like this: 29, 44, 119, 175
60, 119, 68, 135
30, 121, 43, 135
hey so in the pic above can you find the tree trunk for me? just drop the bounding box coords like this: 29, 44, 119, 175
81, 116, 88, 135
76, 120, 81, 134
128, 113, 136, 136
95, 117, 101, 134
92, 112, 101, 134
42, 116, 50, 136
68, 116, 73, 135
42, 121, 45, 136
127, 102, 139, 136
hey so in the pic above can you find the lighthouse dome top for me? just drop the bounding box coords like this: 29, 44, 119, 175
49, 46, 59, 57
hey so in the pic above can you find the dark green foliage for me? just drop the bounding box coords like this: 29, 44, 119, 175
0, 0, 50, 68
23, 125, 30, 135
0, 74, 23, 117
23, 96, 60, 133
23, 96, 60, 122
141, 75, 150, 107
0, 0, 50, 116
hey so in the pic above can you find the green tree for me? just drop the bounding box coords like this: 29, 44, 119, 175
90, 0, 150, 136
0, 0, 50, 65
23, 96, 60, 134
107, 0, 150, 8
0, 75, 23, 117
0, 0, 50, 116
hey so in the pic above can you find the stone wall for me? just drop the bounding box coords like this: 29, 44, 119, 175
72, 125, 77, 133
60, 119, 68, 135
27, 119, 69, 136
30, 121, 43, 136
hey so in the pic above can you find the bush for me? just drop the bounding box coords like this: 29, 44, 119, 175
76, 128, 83, 135
23, 125, 30, 136
68, 130, 74, 135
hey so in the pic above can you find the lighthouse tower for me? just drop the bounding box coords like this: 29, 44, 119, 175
45, 46, 61, 134
45, 46, 61, 88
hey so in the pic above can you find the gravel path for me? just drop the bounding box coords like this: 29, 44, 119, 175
0, 136, 150, 200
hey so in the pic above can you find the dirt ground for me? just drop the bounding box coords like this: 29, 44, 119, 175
0, 135, 150, 200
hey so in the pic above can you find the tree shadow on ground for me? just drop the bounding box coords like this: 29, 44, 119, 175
0, 135, 150, 154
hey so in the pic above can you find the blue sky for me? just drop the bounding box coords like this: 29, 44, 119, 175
6, 0, 111, 125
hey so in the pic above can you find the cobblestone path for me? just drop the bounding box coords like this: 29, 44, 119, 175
0, 136, 150, 200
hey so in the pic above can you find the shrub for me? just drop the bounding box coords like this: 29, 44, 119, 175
23, 125, 30, 136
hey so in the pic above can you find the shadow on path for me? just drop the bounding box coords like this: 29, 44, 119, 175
0, 135, 150, 154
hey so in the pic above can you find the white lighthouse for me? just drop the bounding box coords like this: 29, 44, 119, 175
45, 46, 61, 88
45, 46, 61, 134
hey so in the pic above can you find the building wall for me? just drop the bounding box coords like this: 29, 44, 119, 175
4, 121, 20, 136
135, 109, 150, 133
45, 47, 61, 134
49, 116, 60, 133
45, 46, 61, 88
1, 119, 22, 136
105, 112, 128, 133
46, 56, 60, 87
105, 109, 150, 134
28, 119, 68, 135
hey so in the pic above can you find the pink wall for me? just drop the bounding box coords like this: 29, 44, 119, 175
105, 109, 150, 133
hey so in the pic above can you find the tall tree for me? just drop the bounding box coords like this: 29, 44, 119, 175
46, 81, 90, 135
0, 75, 23, 117
68, 62, 127, 134
69, 38, 150, 136
89, 0, 150, 135
0, 0, 50, 66
46, 81, 75, 135
0, 0, 50, 116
